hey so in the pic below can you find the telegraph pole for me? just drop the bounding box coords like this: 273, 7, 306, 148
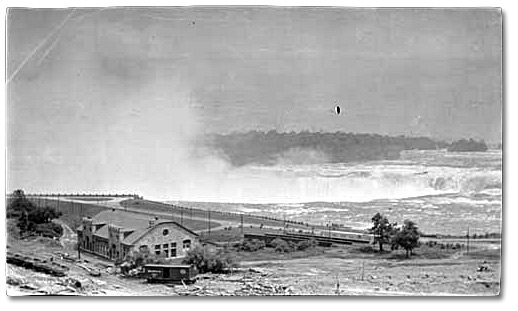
180, 209, 184, 226
361, 261, 365, 281
241, 213, 244, 233
78, 244, 81, 260
466, 226, 469, 254
208, 209, 211, 235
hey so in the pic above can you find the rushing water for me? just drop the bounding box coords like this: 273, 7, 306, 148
170, 150, 502, 236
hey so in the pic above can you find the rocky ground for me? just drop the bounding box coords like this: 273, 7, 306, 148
6, 220, 500, 296
6, 245, 500, 296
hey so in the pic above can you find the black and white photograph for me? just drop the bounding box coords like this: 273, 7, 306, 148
5, 6, 502, 296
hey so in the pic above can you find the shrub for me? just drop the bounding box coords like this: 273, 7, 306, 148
238, 239, 266, 252
296, 238, 318, 251
357, 245, 376, 253
119, 248, 165, 274
35, 222, 63, 238
182, 245, 237, 274
270, 238, 293, 253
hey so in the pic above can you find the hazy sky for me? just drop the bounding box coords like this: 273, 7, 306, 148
6, 7, 502, 194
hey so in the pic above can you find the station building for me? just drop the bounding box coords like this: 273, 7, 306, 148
76, 209, 198, 261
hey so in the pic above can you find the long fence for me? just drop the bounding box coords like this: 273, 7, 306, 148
17, 194, 372, 240
20, 193, 143, 199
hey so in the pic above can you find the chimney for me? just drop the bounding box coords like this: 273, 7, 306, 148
149, 219, 155, 228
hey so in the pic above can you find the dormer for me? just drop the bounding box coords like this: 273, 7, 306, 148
82, 217, 93, 233
108, 224, 123, 242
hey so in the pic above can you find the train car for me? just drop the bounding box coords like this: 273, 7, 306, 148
143, 264, 198, 284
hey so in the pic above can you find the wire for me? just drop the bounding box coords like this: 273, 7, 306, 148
6, 9, 76, 85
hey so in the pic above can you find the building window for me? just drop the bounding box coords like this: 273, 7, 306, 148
164, 250, 169, 257
155, 245, 160, 250
163, 243, 169, 249
170, 243, 177, 258
155, 250, 161, 255
183, 239, 191, 250
162, 229, 169, 236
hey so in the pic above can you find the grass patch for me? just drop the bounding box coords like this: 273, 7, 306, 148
200, 227, 244, 243
65, 197, 113, 202
464, 248, 501, 261
232, 246, 325, 262
29, 198, 219, 232
120, 199, 312, 230
346, 244, 458, 261
29, 198, 108, 230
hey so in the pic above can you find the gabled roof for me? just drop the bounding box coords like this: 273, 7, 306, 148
91, 209, 170, 228
122, 221, 198, 246
80, 209, 198, 245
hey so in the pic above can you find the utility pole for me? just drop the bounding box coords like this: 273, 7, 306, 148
361, 261, 365, 281
466, 226, 469, 254
208, 209, 211, 235
180, 209, 184, 226
241, 213, 244, 233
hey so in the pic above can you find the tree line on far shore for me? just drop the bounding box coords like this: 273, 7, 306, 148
208, 131, 489, 166
446, 138, 488, 152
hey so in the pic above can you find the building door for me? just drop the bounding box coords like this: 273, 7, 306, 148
163, 268, 170, 279
111, 244, 116, 259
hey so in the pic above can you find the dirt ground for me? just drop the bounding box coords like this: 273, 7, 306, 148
6, 236, 500, 296
6, 213, 500, 296
240, 251, 500, 296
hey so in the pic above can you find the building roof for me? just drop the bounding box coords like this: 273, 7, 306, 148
143, 264, 193, 268
91, 209, 169, 228
80, 209, 198, 245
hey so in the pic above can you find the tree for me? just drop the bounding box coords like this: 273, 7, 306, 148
393, 220, 420, 258
369, 213, 394, 252
7, 189, 36, 218
7, 189, 63, 238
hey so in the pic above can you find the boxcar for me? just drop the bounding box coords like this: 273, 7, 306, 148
143, 264, 198, 284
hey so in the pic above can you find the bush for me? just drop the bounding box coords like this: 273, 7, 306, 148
238, 239, 266, 252
270, 238, 293, 253
119, 248, 165, 274
296, 238, 318, 251
35, 222, 63, 238
182, 245, 237, 274
356, 245, 376, 253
